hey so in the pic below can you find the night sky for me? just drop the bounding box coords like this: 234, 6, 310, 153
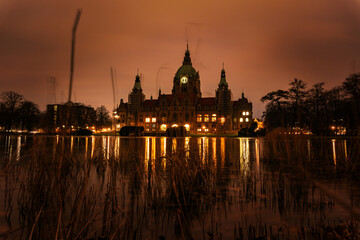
1, 0, 360, 117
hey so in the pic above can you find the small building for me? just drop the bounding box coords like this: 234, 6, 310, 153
46, 101, 96, 133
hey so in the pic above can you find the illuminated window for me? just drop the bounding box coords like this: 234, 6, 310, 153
160, 124, 167, 131
152, 124, 156, 128
197, 129, 202, 132
145, 118, 150, 123
184, 124, 190, 131
240, 118, 243, 122
220, 117, 225, 124
197, 114, 202, 122
246, 111, 249, 116
212, 114, 217, 122
152, 117, 156, 122
204, 114, 209, 122
233, 118, 237, 122
242, 111, 245, 116
246, 118, 249, 122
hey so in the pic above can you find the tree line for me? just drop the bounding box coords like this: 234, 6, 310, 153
261, 73, 360, 135
0, 91, 112, 132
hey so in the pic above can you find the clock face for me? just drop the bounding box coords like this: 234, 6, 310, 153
181, 76, 188, 84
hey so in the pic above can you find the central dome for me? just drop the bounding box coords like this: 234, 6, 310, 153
175, 64, 197, 78
174, 46, 197, 78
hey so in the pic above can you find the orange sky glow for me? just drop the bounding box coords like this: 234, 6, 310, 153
1, 0, 360, 117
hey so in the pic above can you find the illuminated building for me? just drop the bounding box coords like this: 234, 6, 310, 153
46, 102, 96, 133
115, 46, 252, 134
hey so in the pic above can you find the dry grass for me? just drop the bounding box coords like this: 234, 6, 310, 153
0, 135, 359, 239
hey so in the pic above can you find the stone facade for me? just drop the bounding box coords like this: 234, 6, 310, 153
115, 46, 253, 134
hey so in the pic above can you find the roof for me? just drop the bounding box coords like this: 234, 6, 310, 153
175, 65, 197, 78
198, 97, 216, 106
219, 68, 228, 86
142, 99, 158, 109
175, 46, 198, 78
133, 74, 142, 90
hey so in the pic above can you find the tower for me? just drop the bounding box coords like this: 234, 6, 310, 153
216, 66, 231, 116
128, 73, 145, 125
172, 45, 201, 99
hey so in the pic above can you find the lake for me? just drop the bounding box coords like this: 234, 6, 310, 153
0, 135, 359, 239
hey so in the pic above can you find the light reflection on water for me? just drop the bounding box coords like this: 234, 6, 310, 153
332, 139, 337, 165
0, 135, 359, 239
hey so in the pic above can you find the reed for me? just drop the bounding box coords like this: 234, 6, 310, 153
0, 135, 359, 239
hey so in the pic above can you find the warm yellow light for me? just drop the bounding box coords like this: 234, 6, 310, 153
197, 114, 202, 122
115, 115, 119, 119
202, 126, 205, 129
152, 117, 156, 122
204, 114, 209, 122
246, 111, 250, 116
160, 124, 167, 131
242, 111, 246, 116
145, 117, 150, 123
331, 126, 335, 130
184, 124, 190, 131
172, 124, 178, 127
220, 117, 225, 123
246, 118, 249, 122
212, 114, 216, 122
240, 118, 243, 122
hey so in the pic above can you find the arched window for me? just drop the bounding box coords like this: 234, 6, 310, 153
212, 114, 217, 122
204, 114, 209, 122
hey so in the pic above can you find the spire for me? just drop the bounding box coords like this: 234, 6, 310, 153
182, 44, 192, 65
133, 72, 142, 90
219, 64, 228, 86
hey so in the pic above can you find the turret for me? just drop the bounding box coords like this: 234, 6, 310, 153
172, 44, 201, 98
128, 73, 145, 119
216, 65, 231, 116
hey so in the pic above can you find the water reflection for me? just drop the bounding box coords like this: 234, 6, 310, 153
0, 135, 359, 239
16, 136, 21, 161
332, 139, 337, 165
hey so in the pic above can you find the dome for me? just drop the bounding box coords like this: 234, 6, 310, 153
175, 64, 197, 78
174, 45, 197, 78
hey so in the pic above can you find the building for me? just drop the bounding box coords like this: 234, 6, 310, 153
114, 46, 253, 134
46, 102, 96, 133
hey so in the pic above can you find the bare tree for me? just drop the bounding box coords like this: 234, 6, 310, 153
19, 101, 40, 131
96, 106, 111, 128
1, 91, 23, 130
289, 78, 307, 127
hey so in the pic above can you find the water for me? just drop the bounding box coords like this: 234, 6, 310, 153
0, 135, 359, 239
